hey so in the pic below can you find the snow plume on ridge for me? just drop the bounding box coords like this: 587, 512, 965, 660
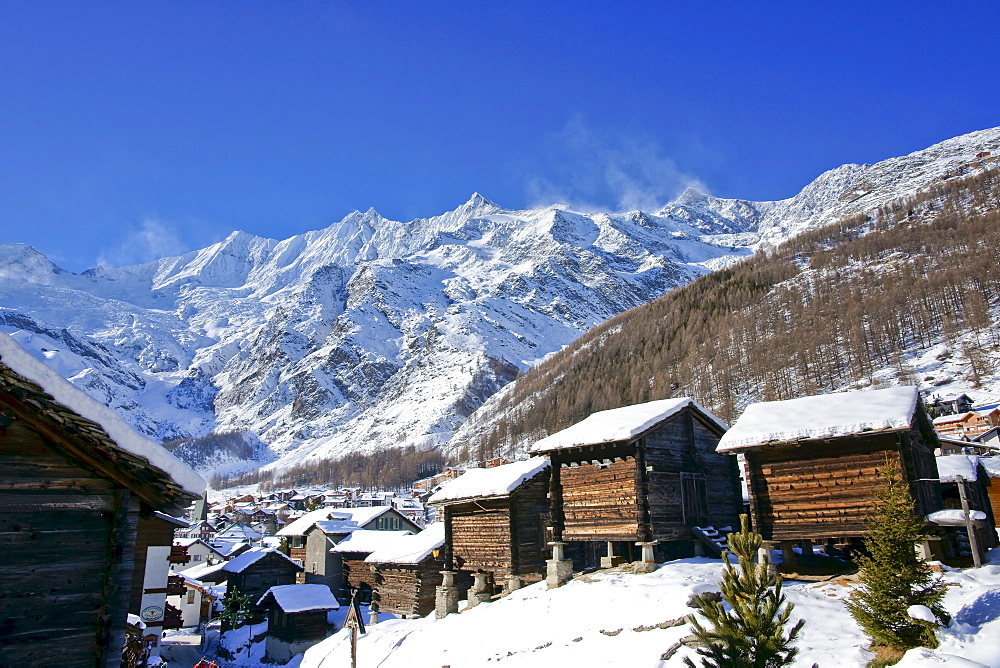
524, 114, 708, 213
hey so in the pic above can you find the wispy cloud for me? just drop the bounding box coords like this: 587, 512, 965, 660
524, 115, 708, 213
95, 218, 192, 268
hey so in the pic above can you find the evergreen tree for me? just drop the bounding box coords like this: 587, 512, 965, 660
845, 461, 948, 650
684, 514, 804, 668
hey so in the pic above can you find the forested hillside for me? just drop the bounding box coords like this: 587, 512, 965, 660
448, 167, 1000, 461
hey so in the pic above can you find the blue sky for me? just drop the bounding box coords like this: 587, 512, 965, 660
2, 1, 998, 272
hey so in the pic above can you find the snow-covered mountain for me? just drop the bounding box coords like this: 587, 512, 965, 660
1, 127, 997, 476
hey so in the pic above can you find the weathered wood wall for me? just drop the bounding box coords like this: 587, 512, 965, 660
370, 559, 443, 617
450, 498, 514, 575
269, 608, 330, 642
0, 420, 136, 667
745, 427, 941, 542
341, 554, 376, 597
509, 475, 550, 577
560, 453, 640, 542
644, 410, 741, 542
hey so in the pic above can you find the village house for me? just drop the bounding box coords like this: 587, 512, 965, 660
172, 537, 227, 571
257, 584, 339, 664
428, 458, 551, 597
277, 506, 421, 585
926, 392, 975, 417
165, 570, 221, 628
717, 386, 942, 563
365, 522, 446, 618
934, 408, 1000, 439
223, 546, 304, 606
0, 333, 205, 666
331, 529, 412, 601
530, 397, 741, 575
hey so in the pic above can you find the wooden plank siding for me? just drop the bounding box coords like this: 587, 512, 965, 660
0, 420, 136, 667
745, 423, 942, 542
370, 560, 443, 617
545, 406, 741, 547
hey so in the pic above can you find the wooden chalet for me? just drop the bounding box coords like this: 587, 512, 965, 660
0, 333, 205, 666
428, 458, 551, 593
331, 529, 412, 601
717, 386, 943, 556
257, 584, 339, 664
530, 398, 740, 565
365, 523, 446, 617
223, 546, 303, 605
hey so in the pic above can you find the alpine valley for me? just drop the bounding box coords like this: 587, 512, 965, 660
2, 127, 998, 478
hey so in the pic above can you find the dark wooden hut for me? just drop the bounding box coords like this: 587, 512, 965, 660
257, 583, 339, 663
365, 523, 446, 617
330, 529, 412, 601
717, 386, 943, 558
531, 398, 740, 565
0, 333, 204, 666
224, 547, 303, 605
932, 454, 998, 561
428, 458, 551, 592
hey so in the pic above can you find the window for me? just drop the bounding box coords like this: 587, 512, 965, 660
187, 590, 195, 605
193, 554, 202, 562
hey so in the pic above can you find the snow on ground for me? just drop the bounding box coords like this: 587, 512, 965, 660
299, 549, 1000, 668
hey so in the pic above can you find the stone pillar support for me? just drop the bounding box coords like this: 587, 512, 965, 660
467, 571, 493, 608
601, 541, 627, 568
504, 574, 523, 595
546, 541, 574, 588
632, 540, 659, 574
434, 570, 459, 619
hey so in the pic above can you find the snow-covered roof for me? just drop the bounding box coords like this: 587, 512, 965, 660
933, 412, 975, 425
216, 522, 263, 541
428, 458, 549, 504
0, 332, 205, 498
330, 529, 412, 554
937, 455, 980, 482
979, 457, 1000, 478
257, 583, 340, 613
210, 540, 250, 558
365, 523, 445, 565
277, 506, 401, 537
717, 386, 920, 452
184, 561, 228, 582
926, 509, 988, 525
530, 398, 726, 453
223, 546, 301, 574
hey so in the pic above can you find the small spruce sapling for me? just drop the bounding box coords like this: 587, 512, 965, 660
684, 514, 804, 668
845, 460, 948, 650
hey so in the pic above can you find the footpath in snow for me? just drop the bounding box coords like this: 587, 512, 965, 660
300, 549, 1000, 668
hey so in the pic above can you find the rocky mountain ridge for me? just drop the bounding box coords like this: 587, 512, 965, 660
1, 126, 997, 476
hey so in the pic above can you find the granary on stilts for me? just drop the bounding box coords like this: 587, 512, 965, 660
530, 398, 741, 577
365, 522, 446, 617
331, 529, 413, 602
257, 583, 339, 664
717, 386, 948, 564
428, 457, 552, 599
0, 332, 205, 666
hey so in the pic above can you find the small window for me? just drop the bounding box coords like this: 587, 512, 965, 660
187, 590, 195, 605
193, 554, 202, 562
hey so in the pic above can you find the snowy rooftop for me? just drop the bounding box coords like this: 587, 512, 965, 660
530, 398, 726, 453
277, 506, 398, 537
717, 386, 920, 452
258, 584, 340, 613
0, 332, 205, 497
937, 455, 980, 482
980, 457, 1000, 478
330, 529, 412, 554
428, 458, 549, 504
934, 412, 975, 425
223, 546, 301, 574
365, 523, 445, 565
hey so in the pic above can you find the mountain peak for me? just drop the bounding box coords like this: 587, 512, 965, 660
464, 192, 500, 211
674, 186, 710, 205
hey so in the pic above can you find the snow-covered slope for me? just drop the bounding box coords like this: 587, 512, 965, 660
1, 127, 997, 475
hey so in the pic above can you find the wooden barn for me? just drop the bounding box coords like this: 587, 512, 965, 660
428, 458, 551, 593
0, 332, 205, 666
223, 546, 303, 605
257, 584, 339, 664
932, 454, 998, 562
717, 386, 943, 558
331, 529, 412, 601
530, 398, 740, 567
365, 522, 446, 617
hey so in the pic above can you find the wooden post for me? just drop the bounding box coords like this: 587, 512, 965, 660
956, 475, 983, 568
